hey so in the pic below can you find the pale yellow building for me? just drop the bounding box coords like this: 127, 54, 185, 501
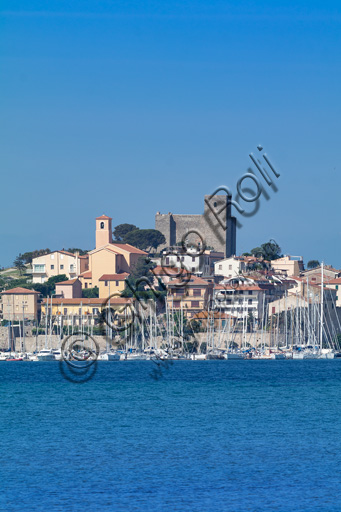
98, 273, 129, 298
41, 296, 133, 327
32, 250, 89, 283
270, 256, 304, 277
1, 287, 40, 321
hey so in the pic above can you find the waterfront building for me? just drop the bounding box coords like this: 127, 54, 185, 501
1, 287, 40, 321
326, 277, 341, 307
166, 275, 214, 318
41, 296, 133, 326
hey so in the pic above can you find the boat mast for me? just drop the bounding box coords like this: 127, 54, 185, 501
320, 262, 324, 351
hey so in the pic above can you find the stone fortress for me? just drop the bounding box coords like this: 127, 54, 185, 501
155, 195, 236, 257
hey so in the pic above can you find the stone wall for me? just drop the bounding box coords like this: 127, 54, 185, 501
155, 195, 236, 257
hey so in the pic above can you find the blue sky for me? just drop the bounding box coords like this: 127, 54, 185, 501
1, 1, 341, 267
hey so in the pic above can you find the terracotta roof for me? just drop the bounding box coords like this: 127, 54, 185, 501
99, 273, 129, 281
152, 265, 191, 276
55, 279, 79, 286
110, 243, 147, 255
327, 278, 341, 284
169, 275, 210, 286
2, 287, 39, 295
42, 297, 132, 305
79, 271, 92, 279
96, 214, 112, 220
192, 311, 235, 320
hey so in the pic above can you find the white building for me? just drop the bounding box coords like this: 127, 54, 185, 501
213, 279, 265, 321
156, 248, 224, 277
214, 256, 247, 279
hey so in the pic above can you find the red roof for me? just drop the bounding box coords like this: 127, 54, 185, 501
169, 275, 210, 287
326, 278, 341, 284
193, 311, 234, 320
2, 287, 39, 295
152, 265, 191, 276
110, 243, 147, 255
55, 279, 79, 286
96, 214, 112, 220
99, 273, 129, 281
42, 297, 132, 305
79, 271, 92, 279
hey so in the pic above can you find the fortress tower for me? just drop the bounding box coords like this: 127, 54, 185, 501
155, 195, 236, 257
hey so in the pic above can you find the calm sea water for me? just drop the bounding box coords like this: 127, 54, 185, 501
1, 360, 341, 512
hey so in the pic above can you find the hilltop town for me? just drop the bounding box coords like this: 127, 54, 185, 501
1, 204, 340, 358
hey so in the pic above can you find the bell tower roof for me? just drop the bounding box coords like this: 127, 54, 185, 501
96, 214, 112, 220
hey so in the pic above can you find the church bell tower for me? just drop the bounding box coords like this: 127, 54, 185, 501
95, 215, 112, 249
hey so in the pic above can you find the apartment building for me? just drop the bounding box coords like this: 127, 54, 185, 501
32, 251, 88, 283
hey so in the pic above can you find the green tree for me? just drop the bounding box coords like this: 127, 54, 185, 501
113, 224, 138, 242
307, 260, 320, 269
124, 229, 166, 252
13, 254, 26, 275
31, 274, 68, 297
66, 248, 89, 256
82, 286, 99, 298
21, 249, 51, 264
251, 240, 282, 261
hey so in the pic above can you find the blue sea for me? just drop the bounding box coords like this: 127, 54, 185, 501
1, 360, 341, 512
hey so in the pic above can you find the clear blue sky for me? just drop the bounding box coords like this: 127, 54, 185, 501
1, 1, 341, 267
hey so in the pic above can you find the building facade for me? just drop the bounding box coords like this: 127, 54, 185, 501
32, 251, 89, 283
1, 287, 40, 321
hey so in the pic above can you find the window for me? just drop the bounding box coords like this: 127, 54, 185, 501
116, 281, 119, 286
166, 257, 169, 265
191, 301, 200, 308
85, 283, 88, 289
192, 267, 195, 272
193, 289, 201, 297
229, 265, 232, 270
79, 308, 82, 315
192, 257, 195, 262
93, 308, 99, 315
60, 265, 64, 270
105, 281, 108, 287
51, 265, 54, 270
34, 264, 45, 273
248, 291, 252, 295
219, 264, 222, 270
272, 307, 276, 314
173, 301, 181, 308
100, 222, 104, 229
248, 299, 252, 304
176, 288, 185, 295
64, 308, 67, 315
181, 257, 184, 262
